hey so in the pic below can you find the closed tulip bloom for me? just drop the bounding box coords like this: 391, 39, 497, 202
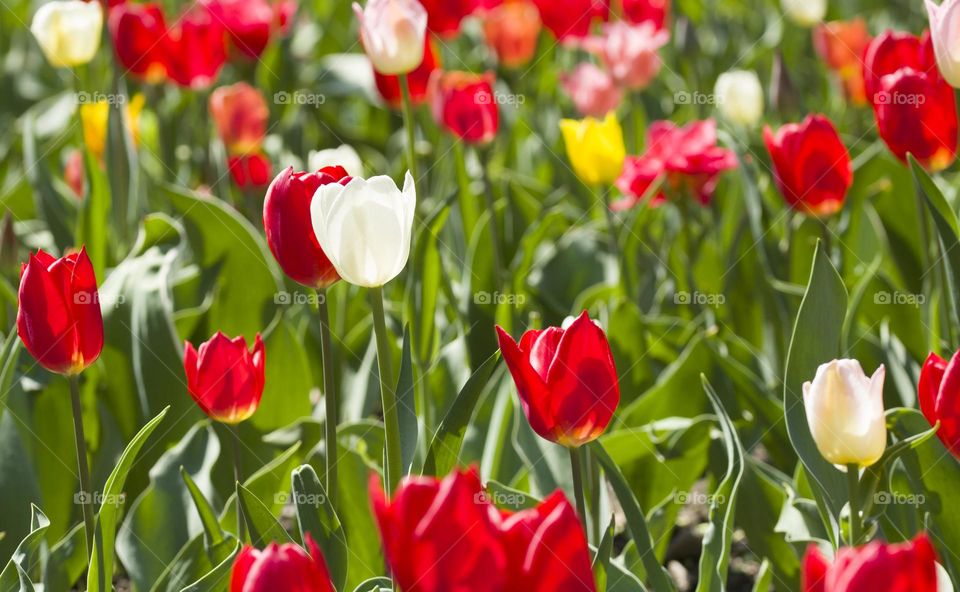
311, 172, 416, 288
813, 19, 872, 104
581, 21, 669, 90
210, 82, 269, 156
17, 248, 103, 375
715, 70, 764, 126
184, 332, 265, 424
562, 63, 624, 118
309, 145, 365, 178
374, 36, 439, 108
801, 534, 938, 592
926, 0, 960, 87
622, 0, 669, 29
165, 7, 227, 88
764, 114, 852, 216
495, 312, 620, 447
533, 0, 607, 40
371, 468, 507, 592
482, 1, 541, 69
418, 0, 474, 37
31, 0, 103, 68
560, 113, 626, 186
65, 149, 84, 199
203, 0, 282, 60
264, 166, 348, 289
228, 153, 272, 188
428, 70, 499, 144
781, 0, 825, 27
918, 350, 960, 459
354, 0, 428, 75
802, 359, 886, 468
108, 2, 169, 82
230, 535, 334, 592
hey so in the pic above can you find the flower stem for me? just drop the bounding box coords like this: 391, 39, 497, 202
480, 149, 506, 294
398, 73, 419, 183
370, 286, 403, 496
569, 446, 587, 532
230, 424, 247, 541
68, 374, 95, 560
317, 287, 339, 508
599, 189, 633, 298
847, 463, 861, 545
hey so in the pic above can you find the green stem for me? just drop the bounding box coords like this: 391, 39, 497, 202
230, 424, 247, 541
586, 447, 601, 544
599, 189, 633, 298
398, 74, 419, 183
480, 149, 506, 294
453, 142, 478, 244
68, 374, 95, 560
846, 464, 861, 545
569, 447, 587, 533
370, 286, 403, 495
317, 288, 339, 508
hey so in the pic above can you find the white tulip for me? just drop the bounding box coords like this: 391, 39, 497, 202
714, 70, 764, 126
803, 359, 886, 468
31, 0, 103, 68
353, 0, 428, 75
309, 145, 365, 178
781, 0, 826, 27
926, 0, 960, 88
311, 172, 416, 288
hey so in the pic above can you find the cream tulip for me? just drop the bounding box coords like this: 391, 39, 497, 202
926, 0, 960, 88
309, 145, 365, 178
803, 359, 887, 469
311, 172, 416, 287
781, 0, 826, 27
715, 70, 764, 126
353, 0, 428, 75
30, 0, 103, 68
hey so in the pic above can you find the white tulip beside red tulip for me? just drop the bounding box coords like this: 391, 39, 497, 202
30, 0, 103, 68
309, 145, 365, 178
926, 0, 960, 88
353, 0, 428, 75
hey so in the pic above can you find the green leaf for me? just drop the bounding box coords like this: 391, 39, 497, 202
911, 156, 960, 326
179, 540, 241, 592
42, 524, 86, 591
291, 464, 348, 591
592, 514, 616, 592
180, 468, 225, 548
22, 111, 74, 251
396, 327, 418, 476
237, 483, 293, 546
252, 319, 314, 431
351, 577, 393, 592
405, 202, 451, 366
0, 504, 49, 592
87, 407, 169, 592
76, 148, 110, 279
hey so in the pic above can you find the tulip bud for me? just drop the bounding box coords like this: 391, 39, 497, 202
496, 311, 620, 447
481, 1, 541, 69
781, 0, 825, 27
532, 0, 607, 40
264, 166, 348, 289
428, 70, 500, 144
227, 153, 272, 188
622, 0, 669, 29
209, 82, 269, 156
802, 359, 886, 468
165, 7, 227, 88
17, 248, 103, 375
108, 2, 169, 83
918, 350, 960, 459
184, 332, 265, 424
354, 0, 428, 75
311, 172, 416, 288
562, 63, 624, 119
418, 0, 473, 37
801, 534, 938, 592
926, 0, 960, 88
713, 69, 764, 126
31, 0, 103, 68
203, 0, 287, 61
764, 114, 852, 216
560, 113, 626, 187
580, 21, 669, 91
309, 145, 365, 178
65, 149, 85, 199
230, 535, 335, 592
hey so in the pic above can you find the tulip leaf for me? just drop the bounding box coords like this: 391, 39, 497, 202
41, 523, 86, 591
180, 468, 225, 548
88, 406, 170, 592
22, 111, 74, 252
592, 514, 616, 592
696, 376, 746, 592
421, 351, 499, 476
0, 504, 49, 592
237, 482, 293, 546
589, 440, 675, 592
218, 442, 302, 534
178, 539, 241, 592
352, 577, 393, 592
405, 200, 452, 366
396, 327, 418, 476
291, 464, 348, 591
76, 147, 110, 279
782, 241, 848, 545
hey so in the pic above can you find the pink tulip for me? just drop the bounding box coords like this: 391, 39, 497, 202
582, 21, 669, 90
353, 0, 428, 75
561, 63, 624, 117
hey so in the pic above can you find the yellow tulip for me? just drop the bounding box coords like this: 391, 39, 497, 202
560, 113, 626, 186
80, 94, 145, 161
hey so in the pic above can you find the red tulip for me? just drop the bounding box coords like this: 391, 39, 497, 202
203, 0, 276, 60
622, 0, 668, 30
263, 166, 348, 289
108, 2, 169, 83
419, 0, 475, 37
165, 7, 227, 88
65, 149, 85, 199
228, 153, 273, 188
864, 30, 957, 171
801, 534, 938, 592
532, 0, 608, 40
370, 468, 507, 592
428, 71, 499, 144
919, 350, 960, 459
210, 82, 270, 155
374, 36, 440, 109
17, 248, 103, 375
763, 114, 852, 216
230, 534, 334, 592
184, 332, 265, 424
614, 119, 737, 209
495, 311, 620, 447
481, 0, 541, 69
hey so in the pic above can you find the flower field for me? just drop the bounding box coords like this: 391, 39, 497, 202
5, 0, 960, 590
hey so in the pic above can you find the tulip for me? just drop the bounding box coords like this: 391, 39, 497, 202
17, 248, 103, 375
927, 0, 960, 88
418, 0, 474, 37
354, 0, 428, 75
374, 36, 439, 108
560, 113, 626, 187
65, 149, 85, 199
309, 145, 365, 178
813, 19, 872, 104
581, 21, 669, 90
918, 350, 960, 459
165, 7, 227, 88
481, 1, 541, 69
622, 0, 669, 30
428, 71, 500, 144
210, 82, 269, 156
228, 153, 272, 188
714, 69, 764, 126
230, 535, 334, 592
311, 172, 416, 288
79, 94, 145, 162
108, 2, 169, 83
864, 31, 957, 171
562, 63, 624, 118
764, 114, 852, 216
801, 535, 938, 592
203, 0, 287, 60
31, 0, 103, 68
184, 332, 265, 424
264, 166, 348, 289
495, 311, 620, 447
614, 119, 737, 209
533, 0, 607, 40
781, 0, 825, 27
802, 359, 886, 468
